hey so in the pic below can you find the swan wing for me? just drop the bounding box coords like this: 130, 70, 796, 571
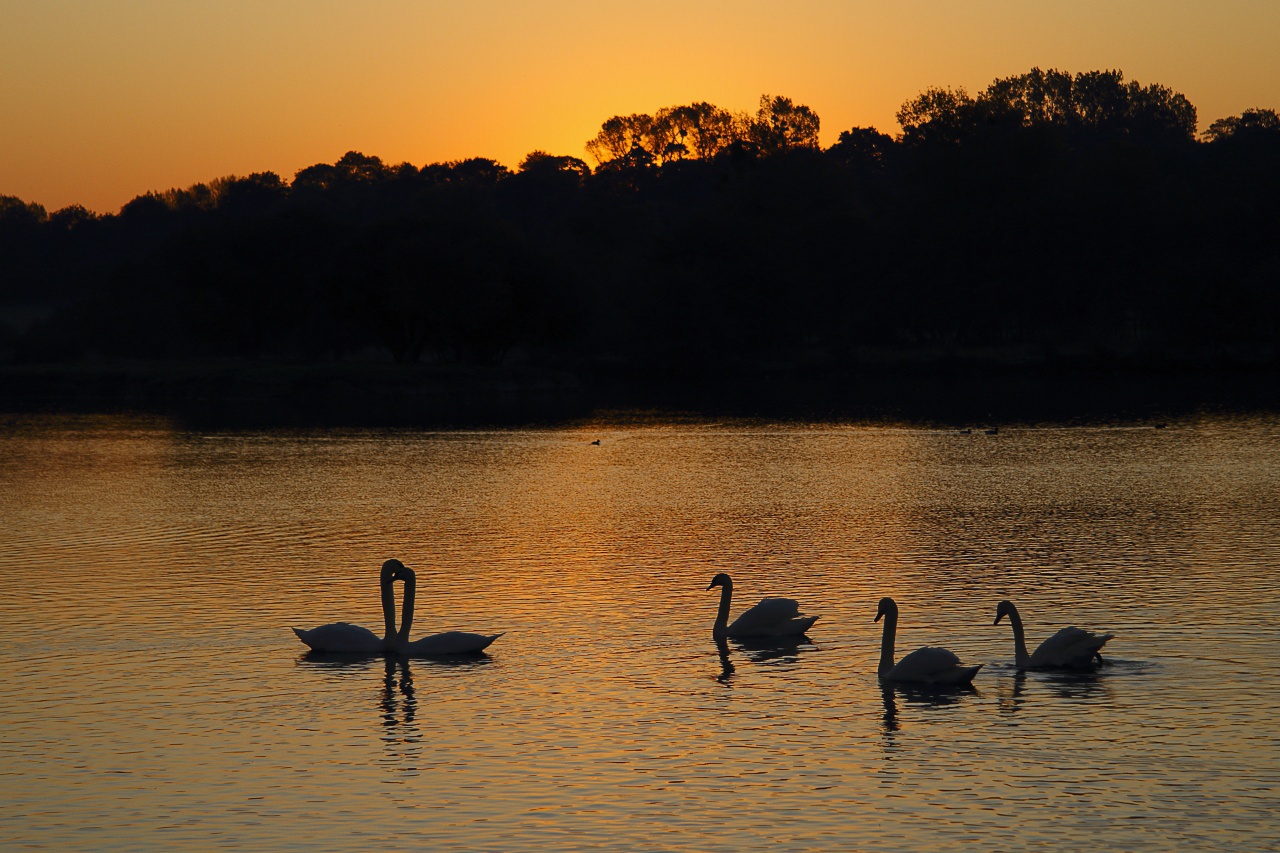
893, 645, 959, 673
727, 597, 805, 635
1030, 627, 1114, 668
403, 631, 502, 656
776, 615, 819, 636
886, 646, 981, 684
293, 622, 383, 653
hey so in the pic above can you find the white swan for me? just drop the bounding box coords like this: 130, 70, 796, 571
875, 597, 981, 684
994, 600, 1114, 669
707, 572, 818, 639
293, 559, 399, 653
390, 563, 502, 655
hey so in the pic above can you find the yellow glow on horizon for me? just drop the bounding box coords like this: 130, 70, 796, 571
3, 0, 1278, 213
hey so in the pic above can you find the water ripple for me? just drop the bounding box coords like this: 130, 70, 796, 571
1, 415, 1278, 851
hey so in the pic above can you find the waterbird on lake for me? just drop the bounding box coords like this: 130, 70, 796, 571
707, 572, 818, 639
390, 563, 502, 655
994, 599, 1114, 669
293, 559, 400, 653
875, 597, 982, 685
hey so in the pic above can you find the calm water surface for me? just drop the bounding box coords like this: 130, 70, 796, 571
1, 413, 1278, 851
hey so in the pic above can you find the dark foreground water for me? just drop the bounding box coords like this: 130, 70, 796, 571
1, 414, 1277, 850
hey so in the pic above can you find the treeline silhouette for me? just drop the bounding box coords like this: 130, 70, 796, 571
2, 69, 1278, 391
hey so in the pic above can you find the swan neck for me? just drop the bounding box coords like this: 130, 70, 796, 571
713, 581, 732, 637
381, 577, 397, 641
878, 609, 897, 676
397, 571, 416, 643
1006, 605, 1030, 666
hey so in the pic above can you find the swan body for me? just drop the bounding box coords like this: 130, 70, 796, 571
293, 559, 401, 653
707, 572, 818, 639
292, 621, 385, 653
994, 600, 1114, 669
402, 630, 502, 655
875, 597, 981, 684
390, 564, 501, 655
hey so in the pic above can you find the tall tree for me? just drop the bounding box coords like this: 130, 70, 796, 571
751, 94, 821, 153
586, 114, 656, 166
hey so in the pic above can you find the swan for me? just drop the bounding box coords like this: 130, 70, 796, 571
875, 597, 981, 684
293, 559, 400, 653
390, 563, 502, 655
707, 572, 818, 639
994, 600, 1114, 669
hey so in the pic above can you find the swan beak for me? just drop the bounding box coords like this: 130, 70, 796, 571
874, 611, 883, 623
706, 580, 716, 590
993, 615, 1003, 625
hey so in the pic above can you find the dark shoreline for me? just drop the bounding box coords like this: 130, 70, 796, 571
2, 359, 1277, 429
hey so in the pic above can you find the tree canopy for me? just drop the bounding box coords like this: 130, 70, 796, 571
1, 72, 1276, 382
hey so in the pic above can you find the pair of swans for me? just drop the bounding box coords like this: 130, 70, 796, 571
875, 598, 1113, 682
294, 559, 501, 655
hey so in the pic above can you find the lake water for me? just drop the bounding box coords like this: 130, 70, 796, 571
1, 412, 1278, 851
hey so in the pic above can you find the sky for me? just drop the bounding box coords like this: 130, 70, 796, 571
3, 0, 1279, 214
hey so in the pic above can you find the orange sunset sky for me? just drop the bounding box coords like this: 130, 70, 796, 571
3, 0, 1278, 214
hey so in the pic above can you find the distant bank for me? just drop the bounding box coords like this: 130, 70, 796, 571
1, 358, 1276, 428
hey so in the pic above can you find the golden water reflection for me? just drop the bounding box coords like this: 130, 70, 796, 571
1, 414, 1278, 851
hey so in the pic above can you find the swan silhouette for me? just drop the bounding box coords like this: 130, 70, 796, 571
293, 559, 400, 653
994, 600, 1114, 669
707, 572, 818, 639
875, 597, 981, 684
390, 563, 502, 655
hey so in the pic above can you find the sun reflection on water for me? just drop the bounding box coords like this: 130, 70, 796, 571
1, 414, 1278, 850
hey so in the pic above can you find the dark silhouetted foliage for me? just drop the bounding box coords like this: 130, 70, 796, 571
1, 76, 1276, 391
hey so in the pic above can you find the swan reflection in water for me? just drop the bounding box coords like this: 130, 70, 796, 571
986, 664, 1120, 713
379, 657, 421, 776
714, 637, 735, 684
382, 656, 416, 728
996, 670, 1028, 717
710, 634, 818, 685
298, 651, 493, 776
1039, 667, 1115, 702
880, 680, 978, 736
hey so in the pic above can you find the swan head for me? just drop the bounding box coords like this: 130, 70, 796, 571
707, 572, 733, 591
380, 558, 405, 585
994, 599, 1015, 625
874, 597, 897, 623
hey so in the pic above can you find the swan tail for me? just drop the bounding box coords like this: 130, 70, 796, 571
790, 616, 819, 635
